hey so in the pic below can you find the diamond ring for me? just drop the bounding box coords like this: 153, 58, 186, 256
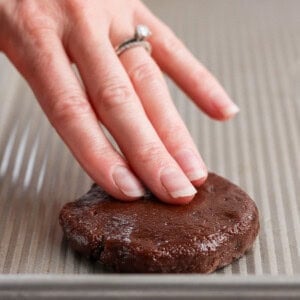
115, 25, 152, 56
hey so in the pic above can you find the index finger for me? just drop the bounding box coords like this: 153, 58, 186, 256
16, 32, 144, 201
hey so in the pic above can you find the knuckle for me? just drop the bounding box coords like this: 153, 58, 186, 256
191, 66, 210, 82
16, 1, 57, 37
160, 123, 186, 144
188, 69, 203, 87
129, 62, 158, 83
88, 145, 117, 164
97, 82, 134, 113
96, 147, 116, 160
137, 143, 166, 165
48, 92, 91, 125
65, 0, 89, 18
64, 0, 107, 39
189, 67, 216, 93
1, 0, 58, 50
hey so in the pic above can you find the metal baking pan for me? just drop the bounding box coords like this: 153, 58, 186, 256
0, 0, 299, 298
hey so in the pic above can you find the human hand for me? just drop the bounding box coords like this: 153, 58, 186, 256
0, 0, 239, 204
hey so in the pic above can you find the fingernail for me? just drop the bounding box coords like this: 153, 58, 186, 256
113, 166, 145, 198
209, 88, 240, 119
221, 103, 240, 118
160, 167, 197, 198
175, 149, 207, 181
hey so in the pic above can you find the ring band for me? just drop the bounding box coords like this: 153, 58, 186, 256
116, 40, 151, 56
115, 25, 152, 56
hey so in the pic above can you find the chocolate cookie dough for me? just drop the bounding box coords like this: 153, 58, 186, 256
59, 173, 259, 273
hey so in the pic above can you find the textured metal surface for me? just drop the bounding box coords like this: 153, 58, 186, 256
0, 0, 300, 279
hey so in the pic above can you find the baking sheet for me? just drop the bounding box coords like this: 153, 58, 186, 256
1, 275, 300, 299
0, 0, 300, 297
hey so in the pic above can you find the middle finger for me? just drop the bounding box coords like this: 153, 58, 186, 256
119, 47, 208, 186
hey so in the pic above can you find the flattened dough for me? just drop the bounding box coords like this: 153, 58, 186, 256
59, 173, 259, 273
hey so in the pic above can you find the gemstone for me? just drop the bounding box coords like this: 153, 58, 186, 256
135, 25, 151, 40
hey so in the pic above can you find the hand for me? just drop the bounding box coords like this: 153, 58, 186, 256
0, 0, 239, 204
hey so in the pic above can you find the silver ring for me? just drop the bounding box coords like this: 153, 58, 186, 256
115, 24, 152, 56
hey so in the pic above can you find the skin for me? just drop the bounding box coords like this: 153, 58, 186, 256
0, 0, 239, 204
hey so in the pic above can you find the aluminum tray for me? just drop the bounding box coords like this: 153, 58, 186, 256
0, 0, 299, 298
